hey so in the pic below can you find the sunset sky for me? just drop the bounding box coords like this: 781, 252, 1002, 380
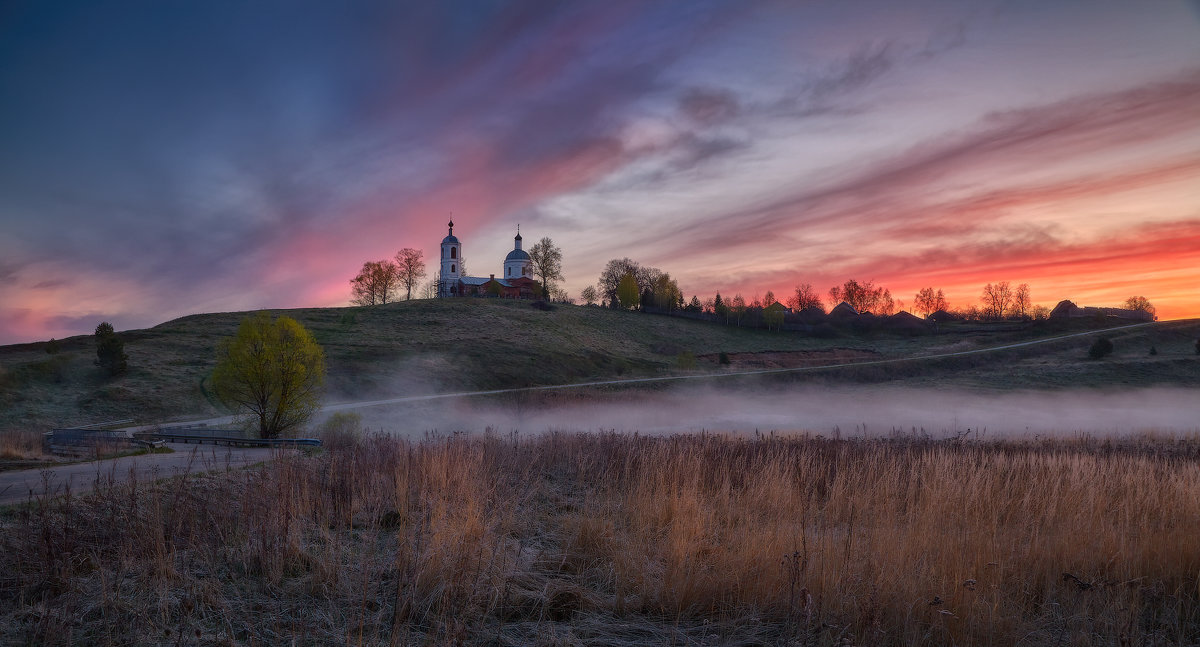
1, 1, 1198, 345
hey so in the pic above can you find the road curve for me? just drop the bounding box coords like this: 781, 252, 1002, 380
0, 444, 280, 506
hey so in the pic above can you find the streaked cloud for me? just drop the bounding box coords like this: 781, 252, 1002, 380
0, 0, 1197, 343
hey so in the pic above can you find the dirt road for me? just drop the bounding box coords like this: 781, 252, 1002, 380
0, 444, 279, 506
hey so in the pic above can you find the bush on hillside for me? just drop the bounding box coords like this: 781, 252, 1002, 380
1089, 337, 1114, 360
94, 322, 127, 375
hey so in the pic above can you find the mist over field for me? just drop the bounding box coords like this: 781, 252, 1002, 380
326, 385, 1200, 439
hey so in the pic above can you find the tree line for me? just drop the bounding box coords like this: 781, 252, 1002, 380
577, 260, 1158, 330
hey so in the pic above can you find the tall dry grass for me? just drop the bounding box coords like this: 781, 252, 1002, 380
1, 431, 1197, 645
0, 430, 46, 460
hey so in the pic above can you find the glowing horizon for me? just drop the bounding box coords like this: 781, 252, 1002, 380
1, 1, 1197, 344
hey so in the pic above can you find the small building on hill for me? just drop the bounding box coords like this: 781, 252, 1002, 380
438, 220, 539, 299
1049, 300, 1154, 322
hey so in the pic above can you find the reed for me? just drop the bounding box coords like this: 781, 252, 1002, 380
1, 431, 1197, 645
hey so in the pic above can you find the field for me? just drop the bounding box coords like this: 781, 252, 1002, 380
2, 301, 1198, 645
1, 298, 1198, 434
2, 430, 1198, 645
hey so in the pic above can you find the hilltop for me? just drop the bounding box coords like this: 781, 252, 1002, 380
0, 298, 1197, 432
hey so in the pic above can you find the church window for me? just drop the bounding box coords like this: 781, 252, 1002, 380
451, 264, 456, 273
451, 247, 457, 259
507, 267, 510, 276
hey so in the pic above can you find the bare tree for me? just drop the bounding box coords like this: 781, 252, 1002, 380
350, 260, 401, 306
787, 283, 824, 312
580, 285, 598, 306
1013, 283, 1032, 318
394, 248, 426, 301
1124, 296, 1156, 317
981, 281, 1013, 319
913, 287, 949, 317
528, 237, 564, 299
829, 279, 890, 314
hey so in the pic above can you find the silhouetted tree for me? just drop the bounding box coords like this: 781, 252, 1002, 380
529, 237, 564, 299
94, 322, 127, 375
45, 338, 60, 355
913, 287, 949, 317
580, 285, 598, 306
981, 281, 1013, 319
1013, 283, 1032, 318
686, 295, 702, 313
1124, 296, 1156, 318
713, 293, 728, 321
640, 287, 654, 311
730, 294, 747, 326
829, 279, 890, 314
394, 248, 426, 301
787, 283, 824, 312
763, 290, 777, 307
1088, 337, 1114, 360
350, 260, 401, 305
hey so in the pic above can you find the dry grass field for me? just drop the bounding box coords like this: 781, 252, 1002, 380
3, 430, 1198, 646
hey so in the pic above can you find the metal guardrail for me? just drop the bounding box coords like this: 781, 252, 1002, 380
134, 430, 321, 448
43, 428, 162, 457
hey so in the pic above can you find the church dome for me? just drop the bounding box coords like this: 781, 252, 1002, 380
442, 218, 459, 244
505, 248, 530, 261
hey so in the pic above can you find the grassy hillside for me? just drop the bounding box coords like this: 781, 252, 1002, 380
0, 298, 1197, 432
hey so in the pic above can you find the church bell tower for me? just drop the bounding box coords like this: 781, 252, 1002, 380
439, 219, 461, 297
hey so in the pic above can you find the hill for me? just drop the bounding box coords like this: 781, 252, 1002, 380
0, 298, 1197, 432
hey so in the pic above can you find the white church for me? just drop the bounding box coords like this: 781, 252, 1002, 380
437, 219, 539, 299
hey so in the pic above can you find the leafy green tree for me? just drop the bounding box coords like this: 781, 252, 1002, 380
617, 273, 640, 310
529, 237, 564, 299
763, 307, 785, 331
94, 322, 127, 375
211, 313, 325, 439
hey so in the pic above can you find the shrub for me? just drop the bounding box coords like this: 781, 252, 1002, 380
676, 352, 696, 370
318, 412, 364, 450
718, 352, 731, 365
94, 322, 127, 375
45, 338, 60, 355
1089, 337, 1114, 359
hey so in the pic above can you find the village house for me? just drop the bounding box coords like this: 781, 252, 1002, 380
437, 220, 539, 299
1049, 300, 1155, 322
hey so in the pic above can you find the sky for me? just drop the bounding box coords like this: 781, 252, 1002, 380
1, 0, 1198, 345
